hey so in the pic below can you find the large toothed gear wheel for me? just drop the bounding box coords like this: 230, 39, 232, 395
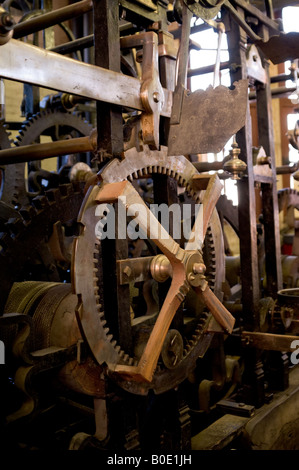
278, 188, 299, 213
73, 146, 234, 395
4, 109, 92, 207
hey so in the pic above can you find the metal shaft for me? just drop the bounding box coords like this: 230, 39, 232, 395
0, 135, 96, 165
50, 34, 93, 55
276, 162, 299, 175
13, 0, 93, 39
188, 61, 230, 78
193, 161, 223, 172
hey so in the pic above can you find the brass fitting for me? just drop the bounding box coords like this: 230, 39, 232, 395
150, 254, 172, 282
223, 140, 247, 180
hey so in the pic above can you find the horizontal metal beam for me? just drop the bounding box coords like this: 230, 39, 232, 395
249, 85, 297, 101
242, 331, 299, 352
0, 39, 172, 117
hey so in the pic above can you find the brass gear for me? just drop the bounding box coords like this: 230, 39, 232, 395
73, 146, 225, 395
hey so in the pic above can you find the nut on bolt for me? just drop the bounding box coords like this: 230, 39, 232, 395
1, 13, 14, 29
192, 263, 206, 274
0, 8, 14, 44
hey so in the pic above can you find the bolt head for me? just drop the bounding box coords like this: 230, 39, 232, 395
192, 262, 206, 274
152, 91, 160, 103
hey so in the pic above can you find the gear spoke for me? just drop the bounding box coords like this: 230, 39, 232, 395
96, 179, 185, 263
115, 274, 189, 382
185, 174, 223, 252
194, 284, 235, 334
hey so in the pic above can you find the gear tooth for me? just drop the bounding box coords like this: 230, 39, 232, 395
19, 205, 36, 221
123, 353, 129, 363
45, 188, 61, 203
0, 231, 14, 250
31, 198, 43, 211
14, 134, 23, 143
5, 217, 23, 235
59, 184, 73, 197
32, 195, 49, 210
94, 289, 99, 298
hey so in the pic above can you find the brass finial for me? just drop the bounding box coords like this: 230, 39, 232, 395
223, 138, 247, 180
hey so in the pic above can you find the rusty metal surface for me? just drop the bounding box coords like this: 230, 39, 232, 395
167, 79, 249, 156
